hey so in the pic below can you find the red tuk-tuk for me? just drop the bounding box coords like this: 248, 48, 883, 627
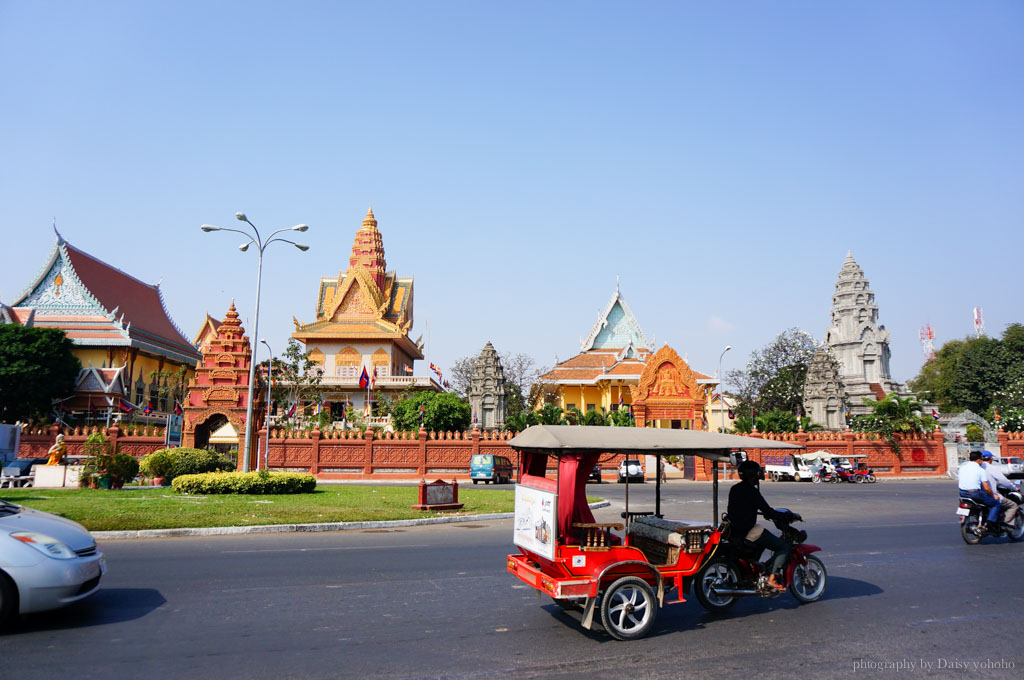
506, 425, 824, 640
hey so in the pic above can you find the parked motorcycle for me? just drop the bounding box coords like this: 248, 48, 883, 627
694, 510, 827, 611
813, 468, 840, 484
958, 485, 1024, 544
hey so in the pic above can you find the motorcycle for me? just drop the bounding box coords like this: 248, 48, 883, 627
694, 510, 827, 612
813, 467, 840, 484
958, 485, 1024, 544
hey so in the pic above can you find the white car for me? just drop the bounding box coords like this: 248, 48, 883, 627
0, 499, 106, 627
617, 459, 645, 483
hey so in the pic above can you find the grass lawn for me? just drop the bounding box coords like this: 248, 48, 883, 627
0, 486, 519, 531
0, 487, 605, 532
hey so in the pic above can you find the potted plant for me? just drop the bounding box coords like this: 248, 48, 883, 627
139, 449, 174, 486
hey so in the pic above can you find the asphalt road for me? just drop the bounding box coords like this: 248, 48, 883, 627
4, 479, 1023, 680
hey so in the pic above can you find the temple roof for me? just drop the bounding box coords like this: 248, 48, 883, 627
8, 233, 200, 365
293, 210, 421, 358
580, 280, 651, 352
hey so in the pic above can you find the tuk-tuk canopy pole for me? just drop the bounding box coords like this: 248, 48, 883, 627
655, 455, 662, 518
712, 460, 719, 528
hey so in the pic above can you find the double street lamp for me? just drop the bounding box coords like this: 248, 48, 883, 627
201, 213, 309, 473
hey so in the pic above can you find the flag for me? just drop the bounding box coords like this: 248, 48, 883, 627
173, 400, 184, 415
403, 365, 413, 374
994, 408, 1001, 422
370, 367, 376, 390
359, 366, 370, 389
419, 405, 426, 425
702, 411, 709, 430
472, 409, 478, 425
931, 409, 940, 420
143, 401, 154, 415
339, 401, 346, 419
286, 403, 297, 418
118, 398, 135, 413
728, 409, 735, 419
618, 393, 623, 407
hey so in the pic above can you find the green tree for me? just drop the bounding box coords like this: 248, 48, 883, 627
754, 409, 800, 433
0, 325, 81, 422
851, 394, 935, 455
608, 408, 634, 427
148, 365, 189, 411
505, 410, 539, 433
259, 339, 324, 419
725, 328, 819, 418
581, 409, 607, 426
536, 403, 566, 425
391, 390, 471, 432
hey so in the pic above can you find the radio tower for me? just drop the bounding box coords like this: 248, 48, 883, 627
973, 307, 985, 338
919, 324, 935, 361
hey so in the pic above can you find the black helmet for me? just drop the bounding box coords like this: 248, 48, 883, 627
738, 460, 764, 483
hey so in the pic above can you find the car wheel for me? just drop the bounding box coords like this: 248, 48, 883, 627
694, 558, 740, 613
472, 479, 478, 485
600, 576, 657, 641
789, 556, 827, 603
0, 571, 17, 629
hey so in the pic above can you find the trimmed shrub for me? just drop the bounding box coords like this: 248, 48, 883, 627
172, 470, 316, 495
164, 448, 236, 480
139, 449, 175, 478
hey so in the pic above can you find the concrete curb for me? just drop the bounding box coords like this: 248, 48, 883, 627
93, 500, 612, 540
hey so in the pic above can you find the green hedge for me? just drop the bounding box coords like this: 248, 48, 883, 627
141, 447, 236, 481
172, 470, 316, 495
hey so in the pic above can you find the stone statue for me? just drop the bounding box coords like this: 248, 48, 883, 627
46, 434, 67, 465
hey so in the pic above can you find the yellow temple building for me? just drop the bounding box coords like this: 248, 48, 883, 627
291, 208, 437, 420
2, 230, 200, 421
539, 282, 718, 429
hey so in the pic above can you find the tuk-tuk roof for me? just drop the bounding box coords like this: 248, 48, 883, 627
798, 450, 868, 461
508, 425, 803, 461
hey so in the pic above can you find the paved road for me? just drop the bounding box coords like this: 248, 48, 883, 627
4, 480, 1023, 680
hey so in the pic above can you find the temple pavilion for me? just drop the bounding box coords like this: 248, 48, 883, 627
291, 209, 437, 421
538, 282, 718, 429
1, 229, 200, 421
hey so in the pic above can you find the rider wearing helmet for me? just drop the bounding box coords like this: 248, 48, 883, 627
727, 460, 794, 591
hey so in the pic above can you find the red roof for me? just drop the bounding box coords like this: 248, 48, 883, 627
62, 242, 197, 358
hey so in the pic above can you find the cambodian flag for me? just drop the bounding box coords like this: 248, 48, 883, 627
143, 401, 154, 415
473, 409, 478, 424
286, 403, 297, 418
359, 366, 370, 388
173, 400, 184, 415
118, 398, 135, 413
931, 409, 940, 420
618, 393, 623, 407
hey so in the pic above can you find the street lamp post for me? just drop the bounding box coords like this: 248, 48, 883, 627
718, 345, 732, 433
260, 339, 273, 472
202, 213, 309, 472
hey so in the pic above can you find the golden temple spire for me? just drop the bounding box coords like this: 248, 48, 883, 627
350, 207, 387, 291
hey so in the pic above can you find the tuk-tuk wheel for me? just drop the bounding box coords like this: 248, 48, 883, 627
600, 576, 657, 641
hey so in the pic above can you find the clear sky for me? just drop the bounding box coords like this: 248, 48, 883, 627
2, 1, 1022, 388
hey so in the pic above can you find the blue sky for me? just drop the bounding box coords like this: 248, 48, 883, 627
2, 1, 1022, 387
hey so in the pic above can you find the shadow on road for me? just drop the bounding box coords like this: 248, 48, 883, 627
539, 575, 883, 640
9, 588, 167, 635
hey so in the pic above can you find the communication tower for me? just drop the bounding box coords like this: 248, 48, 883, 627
919, 324, 935, 361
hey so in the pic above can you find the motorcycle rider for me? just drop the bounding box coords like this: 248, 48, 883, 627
958, 450, 1001, 531
728, 460, 793, 591
980, 451, 1020, 531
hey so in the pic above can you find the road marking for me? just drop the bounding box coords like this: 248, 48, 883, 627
222, 544, 430, 557
852, 522, 948, 528
910, 613, 1011, 627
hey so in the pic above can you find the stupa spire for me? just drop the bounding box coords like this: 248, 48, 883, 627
350, 207, 386, 290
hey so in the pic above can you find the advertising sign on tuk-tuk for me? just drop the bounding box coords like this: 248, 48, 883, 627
513, 485, 557, 560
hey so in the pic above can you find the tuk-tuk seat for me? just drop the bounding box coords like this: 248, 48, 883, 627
628, 516, 713, 565
572, 522, 624, 550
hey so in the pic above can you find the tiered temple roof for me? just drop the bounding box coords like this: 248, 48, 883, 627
292, 208, 423, 360
6, 231, 200, 366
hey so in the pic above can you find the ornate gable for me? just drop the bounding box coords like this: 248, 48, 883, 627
581, 281, 651, 352
630, 345, 707, 428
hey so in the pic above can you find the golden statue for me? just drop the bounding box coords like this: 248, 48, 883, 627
46, 434, 67, 466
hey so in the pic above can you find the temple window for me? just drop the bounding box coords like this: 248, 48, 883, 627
566, 403, 576, 411
586, 404, 596, 411
336, 366, 357, 378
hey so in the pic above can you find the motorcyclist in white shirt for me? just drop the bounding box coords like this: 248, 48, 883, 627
958, 450, 1001, 531
980, 450, 1020, 530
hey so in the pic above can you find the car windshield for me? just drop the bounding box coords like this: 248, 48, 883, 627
0, 500, 22, 517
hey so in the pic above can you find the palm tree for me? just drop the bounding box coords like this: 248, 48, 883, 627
537, 403, 565, 425
853, 394, 935, 455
